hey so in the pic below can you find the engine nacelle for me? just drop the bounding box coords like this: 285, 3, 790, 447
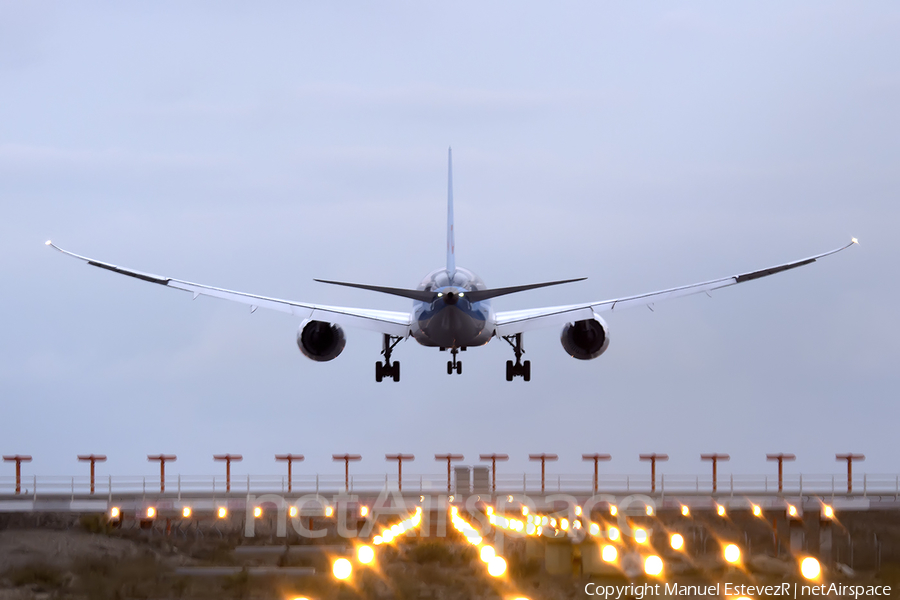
560, 315, 610, 360
297, 320, 346, 362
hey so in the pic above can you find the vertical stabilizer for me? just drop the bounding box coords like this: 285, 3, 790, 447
446, 147, 456, 275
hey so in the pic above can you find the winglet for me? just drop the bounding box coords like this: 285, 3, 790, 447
446, 147, 456, 276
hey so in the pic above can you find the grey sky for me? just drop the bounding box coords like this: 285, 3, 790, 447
1, 2, 897, 485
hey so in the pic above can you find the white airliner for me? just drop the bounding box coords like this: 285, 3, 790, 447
47, 149, 856, 382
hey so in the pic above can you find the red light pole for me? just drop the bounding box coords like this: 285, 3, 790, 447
147, 454, 176, 493
332, 454, 362, 491
479, 454, 509, 494
386, 454, 414, 492
435, 453, 464, 493
701, 454, 730, 493
529, 453, 558, 493
77, 454, 107, 495
766, 453, 796, 493
213, 454, 243, 493
639, 453, 669, 493
582, 453, 612, 493
836, 453, 865, 493
3, 455, 32, 495
275, 454, 304, 493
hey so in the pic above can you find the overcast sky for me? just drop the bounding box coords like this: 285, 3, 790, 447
1, 2, 897, 487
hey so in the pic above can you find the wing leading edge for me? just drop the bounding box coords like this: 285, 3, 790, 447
46, 242, 411, 337
493, 239, 858, 337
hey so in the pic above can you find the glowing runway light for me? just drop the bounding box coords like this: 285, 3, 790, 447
357, 544, 375, 565
608, 526, 620, 541
332, 557, 352, 580
601, 544, 618, 563
724, 544, 741, 564
717, 504, 726, 517
752, 504, 762, 517
800, 557, 821, 580
182, 507, 192, 518
487, 555, 507, 577
480, 545, 496, 562
634, 528, 648, 544
681, 505, 690, 517
670, 533, 684, 550
644, 555, 663, 576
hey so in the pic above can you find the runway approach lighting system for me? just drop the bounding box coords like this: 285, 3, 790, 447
766, 453, 796, 493
275, 453, 304, 493
146, 454, 176, 493
582, 453, 611, 493
640, 453, 668, 492
701, 453, 730, 493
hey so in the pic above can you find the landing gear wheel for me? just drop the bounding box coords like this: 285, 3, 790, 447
376, 334, 403, 382
502, 334, 531, 382
456, 361, 462, 375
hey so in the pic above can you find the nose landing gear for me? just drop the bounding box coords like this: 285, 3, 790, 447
375, 333, 402, 382
447, 347, 462, 375
502, 333, 531, 381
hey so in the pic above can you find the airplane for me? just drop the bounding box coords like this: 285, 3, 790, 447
47, 149, 857, 383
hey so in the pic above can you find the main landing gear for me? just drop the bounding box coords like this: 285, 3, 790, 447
502, 333, 531, 382
375, 333, 402, 382
446, 347, 463, 375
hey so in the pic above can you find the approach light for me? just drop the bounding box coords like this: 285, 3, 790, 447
480, 545, 495, 562
332, 557, 352, 580
644, 555, 663, 576
681, 505, 690, 517
800, 557, 821, 580
670, 533, 684, 550
218, 507, 227, 519
357, 544, 375, 565
724, 544, 741, 564
634, 528, 648, 544
601, 544, 618, 562
487, 555, 507, 577
182, 507, 192, 518
752, 504, 762, 517
146, 507, 156, 519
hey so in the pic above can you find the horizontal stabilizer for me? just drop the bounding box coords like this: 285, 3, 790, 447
315, 277, 586, 303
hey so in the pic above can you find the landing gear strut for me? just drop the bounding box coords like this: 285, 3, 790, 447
376, 333, 402, 382
502, 333, 531, 382
446, 347, 462, 375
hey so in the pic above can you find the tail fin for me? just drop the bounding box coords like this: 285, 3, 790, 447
446, 147, 456, 275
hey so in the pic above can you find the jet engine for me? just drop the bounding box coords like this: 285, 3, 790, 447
560, 315, 610, 360
297, 320, 346, 362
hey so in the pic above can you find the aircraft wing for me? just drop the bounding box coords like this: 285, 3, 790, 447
46, 242, 412, 337
493, 240, 857, 337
